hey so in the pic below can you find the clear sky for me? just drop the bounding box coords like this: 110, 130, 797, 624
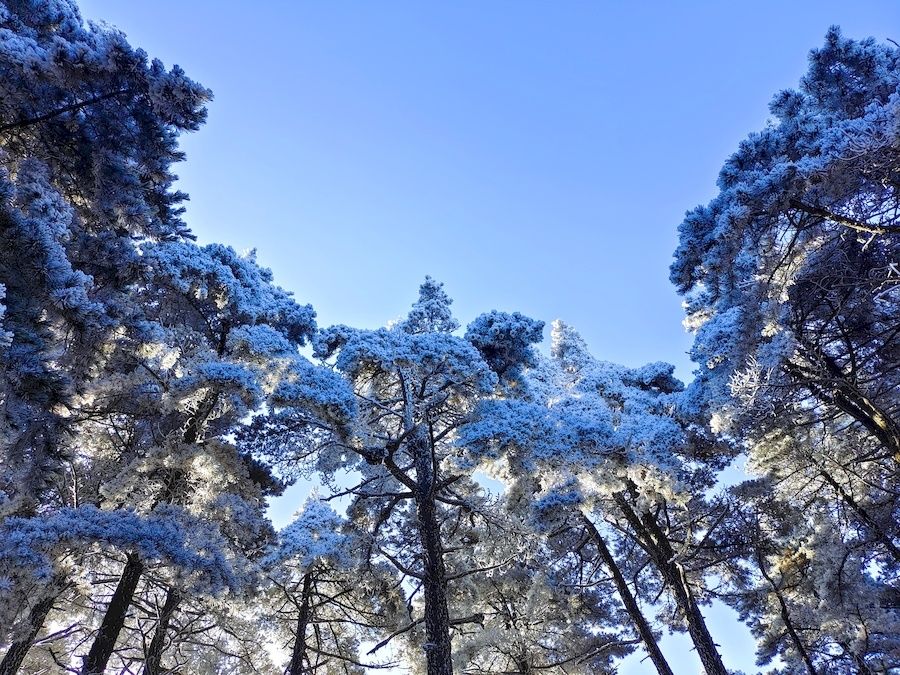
76, 2, 900, 673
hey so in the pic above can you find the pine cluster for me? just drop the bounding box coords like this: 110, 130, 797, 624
0, 4, 898, 674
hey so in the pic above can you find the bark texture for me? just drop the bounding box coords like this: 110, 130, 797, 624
412, 426, 453, 675
143, 587, 181, 675
287, 573, 313, 675
0, 589, 61, 675
581, 513, 675, 675
81, 552, 144, 675
613, 494, 728, 675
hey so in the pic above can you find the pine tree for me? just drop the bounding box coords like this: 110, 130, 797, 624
0, 0, 210, 516
461, 320, 733, 675
671, 28, 900, 672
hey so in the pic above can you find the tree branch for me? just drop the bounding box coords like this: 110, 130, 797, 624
0, 89, 131, 133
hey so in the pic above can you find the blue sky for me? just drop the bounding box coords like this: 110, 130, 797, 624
76, 2, 900, 673
77, 0, 899, 380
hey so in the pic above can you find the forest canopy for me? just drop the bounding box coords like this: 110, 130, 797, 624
0, 2, 898, 674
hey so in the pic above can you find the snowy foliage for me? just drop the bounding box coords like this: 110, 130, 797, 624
1, 9, 897, 675
266, 499, 350, 571
398, 275, 460, 334
672, 28, 900, 455
672, 28, 900, 674
465, 310, 544, 383
462, 320, 698, 506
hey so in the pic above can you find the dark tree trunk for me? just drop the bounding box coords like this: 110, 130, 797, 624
788, 347, 900, 463
81, 552, 144, 675
613, 495, 729, 675
79, 385, 217, 675
580, 514, 675, 675
89, 393, 217, 675
411, 427, 453, 675
416, 493, 453, 675
817, 380, 900, 461
143, 587, 181, 675
287, 573, 313, 675
0, 588, 61, 675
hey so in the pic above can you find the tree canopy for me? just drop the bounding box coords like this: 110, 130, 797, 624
1, 5, 898, 674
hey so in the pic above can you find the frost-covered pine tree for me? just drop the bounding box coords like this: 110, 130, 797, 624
671, 28, 900, 672
671, 27, 900, 563
0, 5, 348, 673
722, 473, 900, 674
0, 2, 216, 672
672, 29, 900, 461
1, 240, 347, 674
462, 320, 734, 675
0, 0, 210, 517
75, 243, 349, 674
260, 498, 403, 674
246, 280, 543, 674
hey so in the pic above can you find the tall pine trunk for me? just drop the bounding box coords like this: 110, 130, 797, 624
81, 552, 144, 675
82, 392, 218, 675
286, 572, 313, 675
0, 586, 63, 675
412, 427, 453, 675
580, 513, 675, 675
614, 494, 728, 675
143, 587, 181, 675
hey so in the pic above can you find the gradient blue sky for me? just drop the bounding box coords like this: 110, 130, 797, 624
76, 2, 900, 673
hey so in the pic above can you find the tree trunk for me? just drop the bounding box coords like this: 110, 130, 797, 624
287, 573, 313, 675
80, 385, 217, 675
89, 393, 217, 675
788, 347, 900, 463
0, 588, 61, 675
613, 494, 729, 675
143, 587, 181, 675
411, 427, 453, 675
580, 513, 675, 675
818, 381, 900, 463
81, 552, 144, 675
